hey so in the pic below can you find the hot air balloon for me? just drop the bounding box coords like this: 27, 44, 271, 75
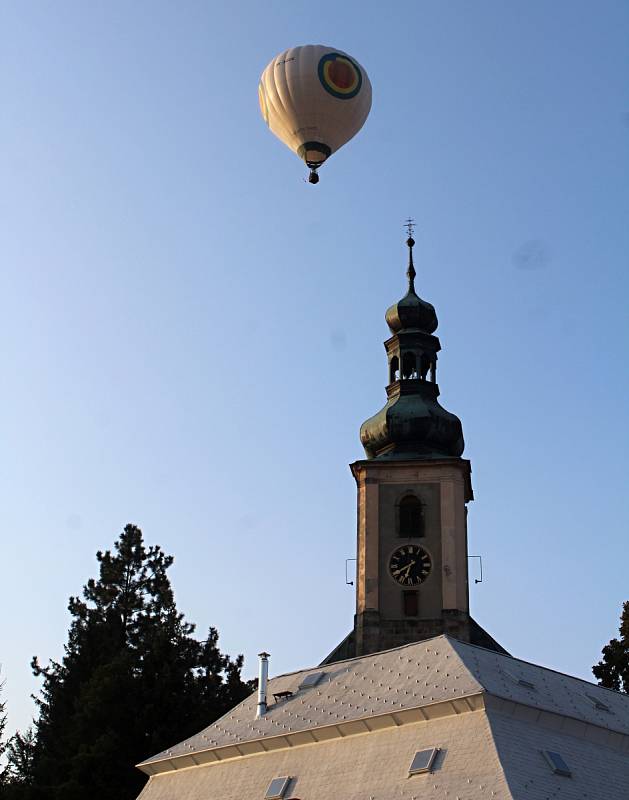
258, 44, 372, 184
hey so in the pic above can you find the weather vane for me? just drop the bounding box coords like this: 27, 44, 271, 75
404, 218, 416, 239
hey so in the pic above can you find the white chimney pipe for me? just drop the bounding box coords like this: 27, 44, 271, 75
256, 651, 270, 718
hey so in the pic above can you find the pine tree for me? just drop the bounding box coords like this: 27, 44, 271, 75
0, 671, 7, 786
3, 729, 36, 794
0, 673, 35, 799
593, 600, 629, 693
14, 524, 251, 800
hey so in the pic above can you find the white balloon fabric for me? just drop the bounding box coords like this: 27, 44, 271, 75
259, 45, 372, 181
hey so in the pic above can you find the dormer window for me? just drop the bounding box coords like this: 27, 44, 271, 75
408, 748, 439, 775
399, 495, 424, 537
265, 777, 291, 799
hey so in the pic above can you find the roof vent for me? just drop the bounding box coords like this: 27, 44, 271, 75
272, 690, 293, 702
265, 777, 291, 799
299, 671, 325, 689
541, 750, 571, 777
584, 692, 611, 712
408, 748, 439, 775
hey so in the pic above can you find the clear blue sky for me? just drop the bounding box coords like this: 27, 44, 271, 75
1, 0, 628, 737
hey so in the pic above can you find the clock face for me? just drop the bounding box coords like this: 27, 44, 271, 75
389, 544, 432, 586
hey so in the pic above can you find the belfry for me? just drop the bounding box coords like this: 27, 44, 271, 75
324, 233, 505, 663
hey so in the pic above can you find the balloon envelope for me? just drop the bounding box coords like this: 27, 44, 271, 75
259, 45, 372, 174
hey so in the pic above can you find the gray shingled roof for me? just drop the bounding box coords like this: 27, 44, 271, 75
490, 712, 629, 800
135, 635, 629, 800
447, 637, 629, 734
138, 634, 629, 773
140, 636, 481, 767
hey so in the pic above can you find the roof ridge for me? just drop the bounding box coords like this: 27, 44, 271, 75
266, 633, 457, 682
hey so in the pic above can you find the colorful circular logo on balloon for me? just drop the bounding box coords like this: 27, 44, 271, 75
318, 53, 362, 99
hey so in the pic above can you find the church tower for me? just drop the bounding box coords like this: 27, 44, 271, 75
324, 231, 505, 663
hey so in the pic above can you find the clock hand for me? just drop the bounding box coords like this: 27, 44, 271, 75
402, 560, 416, 577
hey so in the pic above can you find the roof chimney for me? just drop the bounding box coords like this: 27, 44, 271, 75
256, 651, 270, 718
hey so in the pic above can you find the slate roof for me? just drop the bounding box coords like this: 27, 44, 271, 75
136, 635, 629, 800
140, 634, 629, 768
490, 712, 629, 800
447, 637, 629, 735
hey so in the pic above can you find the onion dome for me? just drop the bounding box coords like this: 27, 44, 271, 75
385, 237, 438, 334
359, 387, 465, 460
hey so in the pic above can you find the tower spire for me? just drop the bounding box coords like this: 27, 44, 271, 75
404, 218, 416, 293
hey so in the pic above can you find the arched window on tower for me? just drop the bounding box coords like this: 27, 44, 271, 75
420, 354, 431, 381
399, 495, 424, 537
402, 352, 417, 380
389, 355, 400, 383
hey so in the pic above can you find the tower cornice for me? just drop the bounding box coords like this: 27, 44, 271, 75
350, 457, 473, 503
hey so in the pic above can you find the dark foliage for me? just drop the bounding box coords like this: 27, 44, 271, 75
1, 525, 252, 800
593, 600, 629, 693
2, 729, 36, 795
0, 673, 7, 786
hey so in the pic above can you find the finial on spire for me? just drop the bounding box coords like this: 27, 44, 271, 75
404, 218, 416, 292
